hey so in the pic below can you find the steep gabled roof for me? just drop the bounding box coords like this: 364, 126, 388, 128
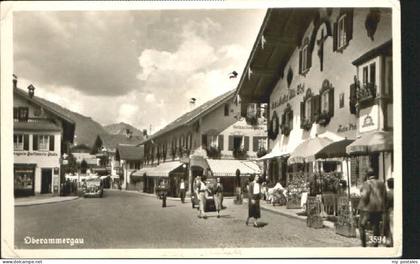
145, 89, 236, 142
14, 87, 76, 142
116, 144, 144, 161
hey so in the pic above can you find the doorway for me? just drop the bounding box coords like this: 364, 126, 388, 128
41, 168, 52, 194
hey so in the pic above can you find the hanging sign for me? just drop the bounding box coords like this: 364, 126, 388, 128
359, 105, 379, 133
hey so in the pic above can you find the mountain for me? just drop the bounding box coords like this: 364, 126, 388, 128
34, 96, 108, 149
104, 122, 145, 140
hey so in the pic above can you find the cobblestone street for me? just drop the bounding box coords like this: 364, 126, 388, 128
15, 190, 360, 249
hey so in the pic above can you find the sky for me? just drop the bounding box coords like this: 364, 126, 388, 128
13, 9, 266, 133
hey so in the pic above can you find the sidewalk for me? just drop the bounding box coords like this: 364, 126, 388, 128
15, 195, 79, 207
248, 199, 335, 229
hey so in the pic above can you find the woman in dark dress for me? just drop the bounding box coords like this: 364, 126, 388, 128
214, 177, 224, 218
246, 174, 261, 227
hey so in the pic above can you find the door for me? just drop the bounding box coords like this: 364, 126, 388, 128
41, 168, 52, 194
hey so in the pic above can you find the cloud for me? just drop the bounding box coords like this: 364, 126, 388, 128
13, 9, 266, 132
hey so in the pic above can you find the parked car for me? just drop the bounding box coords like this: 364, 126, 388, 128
83, 178, 104, 198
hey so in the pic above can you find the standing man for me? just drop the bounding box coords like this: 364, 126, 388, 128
214, 178, 224, 218
196, 176, 207, 219
179, 178, 186, 203
358, 168, 386, 247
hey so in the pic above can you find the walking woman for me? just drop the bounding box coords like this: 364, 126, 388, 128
214, 177, 224, 218
246, 174, 262, 227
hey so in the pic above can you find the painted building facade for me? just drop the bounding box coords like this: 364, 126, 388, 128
237, 8, 393, 189
13, 78, 75, 196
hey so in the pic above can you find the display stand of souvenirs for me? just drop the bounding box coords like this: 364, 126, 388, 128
286, 173, 308, 209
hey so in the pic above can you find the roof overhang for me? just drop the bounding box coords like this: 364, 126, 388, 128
236, 8, 317, 104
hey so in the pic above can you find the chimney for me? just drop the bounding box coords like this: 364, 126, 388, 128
27, 84, 35, 98
13, 74, 17, 89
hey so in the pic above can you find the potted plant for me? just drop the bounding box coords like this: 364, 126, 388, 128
206, 146, 221, 159
318, 111, 331, 126
301, 119, 313, 131
233, 148, 247, 160
256, 147, 267, 158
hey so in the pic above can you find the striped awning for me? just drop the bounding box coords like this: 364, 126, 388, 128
346, 131, 393, 155
146, 161, 184, 178
132, 167, 154, 177
206, 159, 261, 177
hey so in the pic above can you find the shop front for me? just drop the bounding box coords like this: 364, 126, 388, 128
206, 159, 261, 196
14, 164, 36, 197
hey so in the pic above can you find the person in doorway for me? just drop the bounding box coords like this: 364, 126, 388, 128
179, 178, 186, 203
214, 177, 224, 218
246, 174, 262, 227
358, 168, 386, 247
386, 177, 394, 247
196, 176, 207, 219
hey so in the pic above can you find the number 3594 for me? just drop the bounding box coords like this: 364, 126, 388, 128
369, 236, 387, 244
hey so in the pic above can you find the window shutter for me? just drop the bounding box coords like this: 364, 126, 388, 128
49, 135, 55, 151
201, 134, 207, 147
13, 108, 18, 119
298, 49, 302, 74
313, 95, 321, 122
289, 110, 294, 130
253, 137, 259, 152
23, 135, 29, 150
349, 84, 357, 114
333, 22, 338, 51
244, 136, 249, 151
32, 135, 38, 151
328, 88, 335, 117
345, 9, 354, 42
189, 134, 193, 150
307, 47, 312, 70
218, 135, 224, 151
228, 136, 234, 151
300, 101, 305, 128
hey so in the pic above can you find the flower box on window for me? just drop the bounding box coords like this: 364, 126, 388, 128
357, 83, 377, 104
301, 119, 313, 131
233, 148, 247, 160
206, 146, 221, 159
318, 111, 332, 126
256, 148, 267, 158
280, 124, 292, 136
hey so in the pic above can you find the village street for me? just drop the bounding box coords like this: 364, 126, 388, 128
15, 190, 359, 249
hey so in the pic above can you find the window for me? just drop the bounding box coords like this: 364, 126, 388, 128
333, 9, 353, 52
337, 14, 347, 49
253, 137, 267, 151
321, 91, 329, 113
15, 107, 29, 122
14, 134, 24, 150
224, 104, 230, 116
299, 38, 312, 75
38, 135, 49, 151
209, 135, 218, 148
305, 97, 312, 120
233, 136, 243, 151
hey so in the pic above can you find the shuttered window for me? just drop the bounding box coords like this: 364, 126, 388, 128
201, 134, 208, 148
218, 135, 224, 151
244, 136, 249, 151
49, 135, 55, 151
14, 134, 25, 150
333, 9, 353, 52
228, 136, 234, 151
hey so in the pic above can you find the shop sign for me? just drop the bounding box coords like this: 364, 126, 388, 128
335, 196, 356, 237
232, 125, 264, 130
306, 196, 323, 228
271, 84, 305, 110
337, 123, 357, 133
359, 105, 378, 133
14, 151, 58, 157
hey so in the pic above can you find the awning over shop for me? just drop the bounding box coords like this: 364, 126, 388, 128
288, 136, 333, 164
315, 139, 355, 159
147, 161, 184, 178
257, 144, 289, 160
346, 131, 393, 155
206, 159, 261, 177
132, 167, 154, 177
